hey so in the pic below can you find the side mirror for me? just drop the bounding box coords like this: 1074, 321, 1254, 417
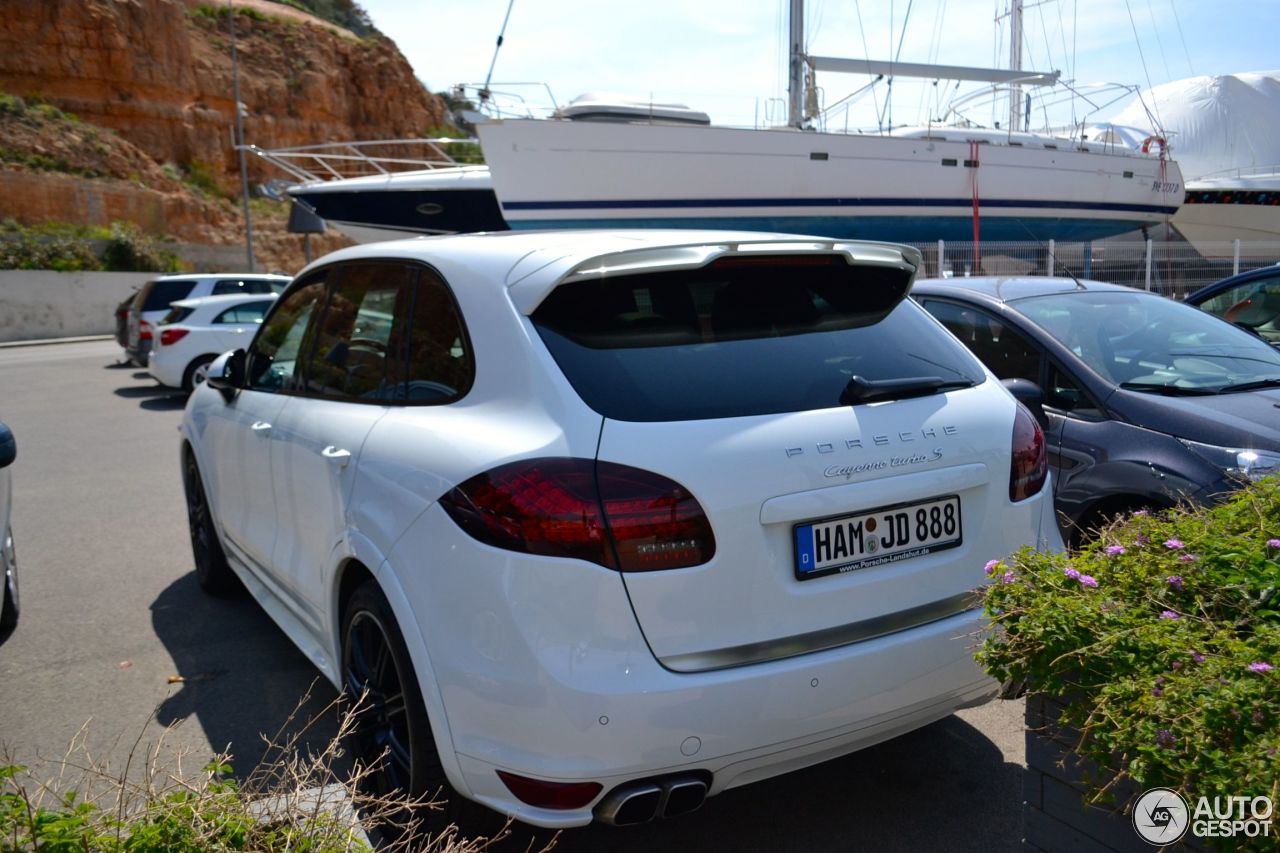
0, 423, 14, 469
205, 349, 246, 400
1001, 378, 1048, 427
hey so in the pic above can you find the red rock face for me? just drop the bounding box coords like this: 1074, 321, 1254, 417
0, 0, 448, 189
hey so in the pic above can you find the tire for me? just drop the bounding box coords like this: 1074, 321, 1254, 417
182, 451, 238, 595
0, 526, 17, 637
341, 581, 448, 834
182, 355, 216, 393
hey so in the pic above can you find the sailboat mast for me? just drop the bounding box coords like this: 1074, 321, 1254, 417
1008, 0, 1023, 131
788, 0, 805, 128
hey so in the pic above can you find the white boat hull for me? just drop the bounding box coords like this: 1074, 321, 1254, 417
1173, 175, 1280, 259
477, 119, 1183, 243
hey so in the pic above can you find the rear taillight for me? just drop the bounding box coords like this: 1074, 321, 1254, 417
1009, 403, 1047, 502
439, 458, 716, 571
139, 320, 153, 341
159, 327, 189, 346
496, 771, 602, 810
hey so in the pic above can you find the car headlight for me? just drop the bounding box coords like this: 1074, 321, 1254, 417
1178, 438, 1280, 482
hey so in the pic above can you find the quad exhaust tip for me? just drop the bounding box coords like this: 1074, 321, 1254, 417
594, 774, 710, 825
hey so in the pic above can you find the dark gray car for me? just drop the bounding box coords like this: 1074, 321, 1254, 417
0, 422, 16, 638
913, 276, 1280, 544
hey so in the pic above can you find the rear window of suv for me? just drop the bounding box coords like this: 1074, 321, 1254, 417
532, 257, 986, 421
141, 279, 197, 311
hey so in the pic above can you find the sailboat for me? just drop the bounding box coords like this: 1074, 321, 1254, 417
474, 0, 1183, 245
284, 1, 1183, 246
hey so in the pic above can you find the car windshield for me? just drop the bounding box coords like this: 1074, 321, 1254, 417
1014, 290, 1280, 393
533, 258, 986, 421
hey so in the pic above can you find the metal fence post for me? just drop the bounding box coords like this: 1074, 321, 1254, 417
1144, 239, 1153, 291
1233, 239, 1241, 276
1082, 241, 1092, 279
938, 239, 945, 277
1048, 239, 1055, 277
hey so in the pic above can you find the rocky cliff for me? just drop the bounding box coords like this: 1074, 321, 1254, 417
0, 0, 450, 271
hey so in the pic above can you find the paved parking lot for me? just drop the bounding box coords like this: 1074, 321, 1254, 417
0, 339, 1027, 851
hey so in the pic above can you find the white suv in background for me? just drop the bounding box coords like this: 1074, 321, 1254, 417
149, 293, 278, 391
180, 231, 1061, 830
124, 273, 289, 366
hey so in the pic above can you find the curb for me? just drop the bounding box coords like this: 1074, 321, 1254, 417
0, 335, 114, 349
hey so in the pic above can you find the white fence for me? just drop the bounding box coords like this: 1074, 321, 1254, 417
914, 240, 1280, 299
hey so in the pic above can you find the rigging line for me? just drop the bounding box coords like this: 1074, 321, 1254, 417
1168, 0, 1195, 76
889, 0, 915, 129
1144, 0, 1172, 83
915, 0, 947, 122
481, 0, 516, 96
1070, 0, 1078, 129
1122, 0, 1162, 130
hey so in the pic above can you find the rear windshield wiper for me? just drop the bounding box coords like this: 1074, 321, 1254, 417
1211, 377, 1280, 394
1118, 381, 1219, 396
840, 375, 974, 405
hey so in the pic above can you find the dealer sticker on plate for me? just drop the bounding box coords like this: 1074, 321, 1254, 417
794, 495, 962, 580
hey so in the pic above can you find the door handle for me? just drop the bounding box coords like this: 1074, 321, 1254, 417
251, 421, 272, 432
321, 445, 352, 468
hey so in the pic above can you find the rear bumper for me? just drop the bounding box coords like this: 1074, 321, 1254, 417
124, 340, 151, 367
387, 506, 1003, 828
452, 609, 996, 828
147, 346, 184, 388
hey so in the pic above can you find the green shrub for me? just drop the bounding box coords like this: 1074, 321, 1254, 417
0, 233, 102, 271
978, 482, 1280, 834
101, 223, 184, 273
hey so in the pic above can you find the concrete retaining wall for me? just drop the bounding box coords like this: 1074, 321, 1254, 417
0, 270, 153, 343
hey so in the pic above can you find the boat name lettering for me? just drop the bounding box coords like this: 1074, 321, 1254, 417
1151, 181, 1181, 194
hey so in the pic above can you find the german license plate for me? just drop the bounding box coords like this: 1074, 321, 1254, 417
794, 495, 962, 580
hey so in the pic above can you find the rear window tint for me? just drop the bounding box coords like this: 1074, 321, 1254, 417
142, 280, 196, 311
159, 306, 195, 326
532, 259, 986, 421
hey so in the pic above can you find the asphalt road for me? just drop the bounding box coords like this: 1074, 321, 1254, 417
0, 339, 1027, 852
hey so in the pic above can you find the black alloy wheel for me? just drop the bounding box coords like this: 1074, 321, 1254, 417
183, 452, 237, 594
341, 581, 443, 806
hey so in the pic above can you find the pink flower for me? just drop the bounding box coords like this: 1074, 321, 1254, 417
1079, 575, 1098, 588
1001, 571, 1017, 585
1166, 575, 1184, 590
1191, 651, 1206, 664
984, 559, 1001, 576
1106, 545, 1126, 557
1133, 509, 1149, 517
1178, 553, 1196, 563
1063, 566, 1081, 581
1164, 539, 1184, 550
1160, 610, 1180, 620
1268, 539, 1280, 549
1248, 662, 1274, 673
1135, 535, 1151, 545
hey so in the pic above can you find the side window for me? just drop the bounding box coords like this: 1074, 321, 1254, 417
212, 278, 277, 296
397, 267, 474, 403
922, 300, 1042, 382
1046, 363, 1104, 419
1199, 277, 1280, 341
246, 275, 327, 392
299, 263, 415, 401
213, 301, 274, 325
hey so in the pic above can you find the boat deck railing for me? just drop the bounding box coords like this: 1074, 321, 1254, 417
1196, 164, 1280, 180
240, 139, 471, 183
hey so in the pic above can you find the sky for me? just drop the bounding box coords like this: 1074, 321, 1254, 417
355, 0, 1280, 132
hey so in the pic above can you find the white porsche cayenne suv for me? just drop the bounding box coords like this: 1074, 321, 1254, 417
180, 230, 1060, 829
